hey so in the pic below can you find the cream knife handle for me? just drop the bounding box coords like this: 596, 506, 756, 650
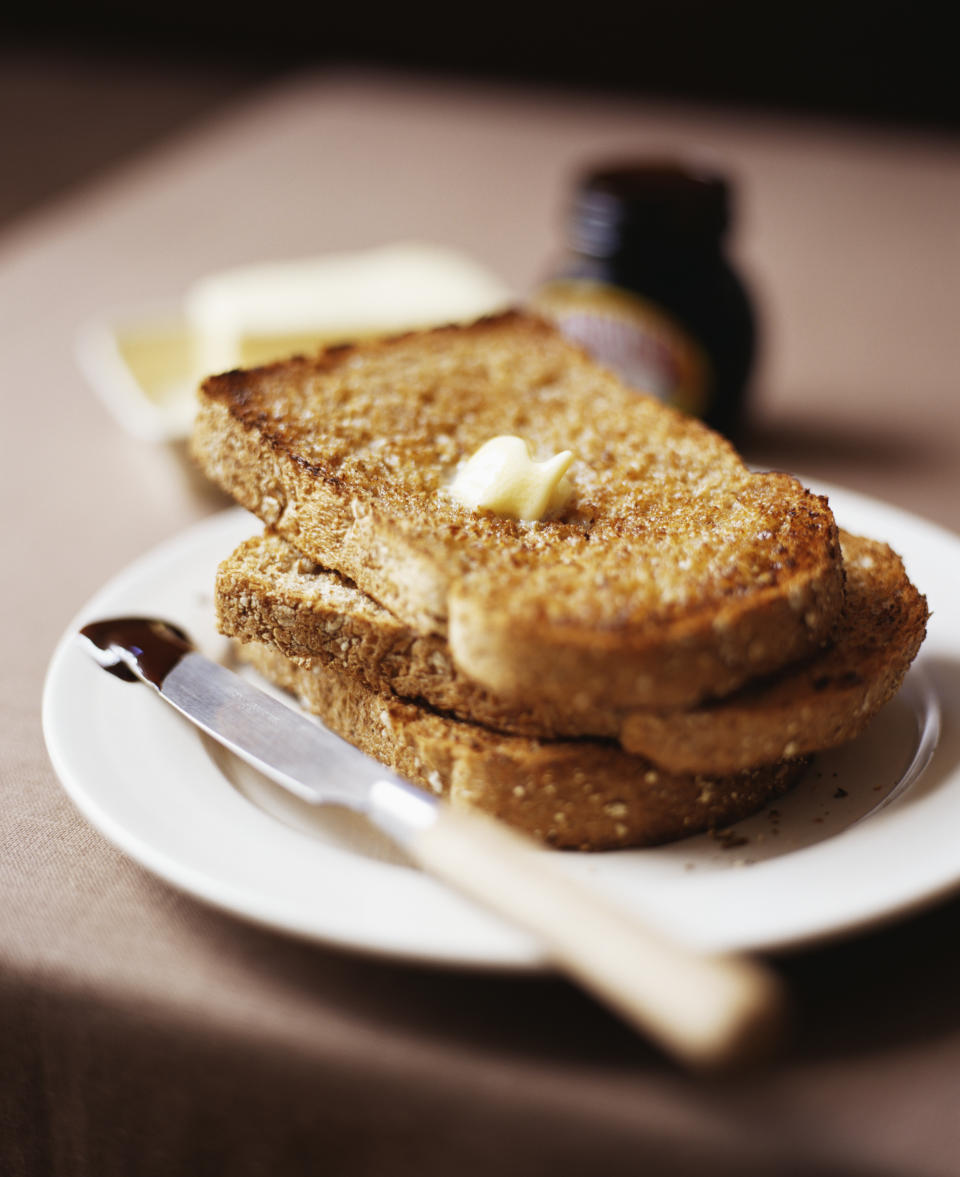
408, 805, 787, 1071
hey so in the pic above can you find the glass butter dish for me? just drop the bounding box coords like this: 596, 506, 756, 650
75, 242, 513, 442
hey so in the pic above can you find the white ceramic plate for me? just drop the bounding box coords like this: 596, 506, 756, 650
42, 485, 960, 970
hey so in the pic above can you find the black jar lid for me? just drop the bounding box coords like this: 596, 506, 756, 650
569, 160, 732, 256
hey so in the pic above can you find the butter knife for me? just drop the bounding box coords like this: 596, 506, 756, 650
79, 616, 787, 1070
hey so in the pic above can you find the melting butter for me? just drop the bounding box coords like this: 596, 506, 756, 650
450, 436, 574, 521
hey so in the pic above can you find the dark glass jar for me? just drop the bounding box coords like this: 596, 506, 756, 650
530, 159, 756, 440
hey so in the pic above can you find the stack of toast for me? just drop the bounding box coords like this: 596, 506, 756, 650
190, 311, 928, 850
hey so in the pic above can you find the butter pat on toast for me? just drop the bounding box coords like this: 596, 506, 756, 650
192, 311, 843, 710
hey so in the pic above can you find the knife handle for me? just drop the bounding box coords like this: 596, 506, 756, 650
408, 805, 787, 1070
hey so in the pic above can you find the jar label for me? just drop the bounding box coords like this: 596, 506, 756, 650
530, 279, 711, 417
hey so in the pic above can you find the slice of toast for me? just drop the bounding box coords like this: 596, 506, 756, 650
192, 311, 843, 709
217, 529, 927, 772
619, 532, 929, 772
234, 638, 806, 850
215, 530, 619, 740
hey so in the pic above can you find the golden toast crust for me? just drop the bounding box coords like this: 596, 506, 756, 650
619, 533, 929, 771
216, 531, 618, 740
218, 529, 926, 771
192, 311, 844, 708
236, 639, 806, 850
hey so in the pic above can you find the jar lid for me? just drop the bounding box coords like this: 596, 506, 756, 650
569, 160, 731, 255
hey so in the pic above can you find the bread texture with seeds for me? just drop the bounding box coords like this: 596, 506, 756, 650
619, 532, 929, 772
235, 638, 807, 850
191, 311, 843, 710
216, 529, 619, 740
218, 527, 927, 771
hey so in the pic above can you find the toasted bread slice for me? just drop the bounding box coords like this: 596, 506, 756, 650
192, 311, 843, 709
216, 529, 619, 740
620, 532, 929, 772
217, 528, 926, 771
235, 638, 806, 850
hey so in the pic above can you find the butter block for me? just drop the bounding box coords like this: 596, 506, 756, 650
75, 243, 513, 442
185, 242, 513, 379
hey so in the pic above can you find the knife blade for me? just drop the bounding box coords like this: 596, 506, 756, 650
79, 616, 787, 1070
79, 616, 438, 844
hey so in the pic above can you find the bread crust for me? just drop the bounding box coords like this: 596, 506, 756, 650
218, 528, 927, 772
216, 531, 618, 740
619, 533, 929, 771
192, 311, 844, 709
236, 639, 806, 851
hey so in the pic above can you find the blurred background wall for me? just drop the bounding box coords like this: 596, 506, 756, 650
2, 1, 957, 229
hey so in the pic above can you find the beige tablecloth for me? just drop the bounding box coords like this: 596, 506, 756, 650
3, 69, 960, 1176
